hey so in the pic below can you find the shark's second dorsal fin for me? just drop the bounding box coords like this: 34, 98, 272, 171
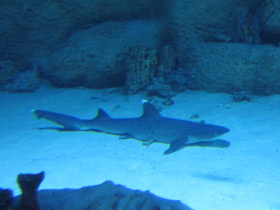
141, 102, 161, 118
95, 108, 111, 120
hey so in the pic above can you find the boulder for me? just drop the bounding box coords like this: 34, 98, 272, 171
5, 68, 39, 93
186, 42, 280, 95
3, 0, 280, 95
38, 20, 162, 88
0, 188, 13, 210
260, 0, 280, 44
9, 172, 191, 210
0, 0, 168, 71
169, 0, 239, 66
29, 181, 191, 210
169, 0, 266, 66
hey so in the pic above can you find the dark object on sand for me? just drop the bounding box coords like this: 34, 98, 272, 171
17, 171, 44, 210
0, 188, 13, 210
233, 91, 253, 102
10, 171, 191, 210
34, 181, 191, 210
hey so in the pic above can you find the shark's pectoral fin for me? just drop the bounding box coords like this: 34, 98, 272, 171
185, 139, 230, 148
164, 138, 186, 155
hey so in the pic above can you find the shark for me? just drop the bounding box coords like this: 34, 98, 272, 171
33, 102, 230, 155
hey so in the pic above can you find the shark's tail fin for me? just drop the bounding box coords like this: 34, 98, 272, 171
31, 109, 45, 119
32, 109, 82, 130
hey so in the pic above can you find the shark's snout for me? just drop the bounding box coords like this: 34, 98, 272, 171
213, 126, 230, 137
199, 124, 230, 140
221, 127, 230, 134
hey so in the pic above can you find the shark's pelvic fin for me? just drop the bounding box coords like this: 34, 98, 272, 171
141, 102, 161, 118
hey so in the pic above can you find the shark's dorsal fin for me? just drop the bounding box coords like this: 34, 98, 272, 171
95, 108, 111, 120
141, 102, 161, 118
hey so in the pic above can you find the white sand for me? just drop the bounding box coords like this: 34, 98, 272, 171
0, 86, 280, 210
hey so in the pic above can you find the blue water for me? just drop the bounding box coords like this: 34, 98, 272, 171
1, 1, 280, 209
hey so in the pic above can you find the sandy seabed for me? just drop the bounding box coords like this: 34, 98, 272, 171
0, 86, 279, 210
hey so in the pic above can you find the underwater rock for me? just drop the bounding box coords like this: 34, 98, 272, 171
165, 68, 188, 92
233, 91, 254, 102
0, 0, 168, 71
261, 0, 280, 44
0, 60, 18, 91
170, 0, 241, 66
170, 0, 274, 67
236, 5, 261, 44
186, 42, 280, 95
40, 20, 162, 89
0, 188, 13, 210
17, 171, 45, 210
11, 172, 192, 210
5, 67, 39, 93
146, 77, 175, 99
27, 181, 191, 210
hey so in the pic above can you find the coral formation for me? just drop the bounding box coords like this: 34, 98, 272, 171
158, 45, 176, 76
125, 45, 178, 95
124, 45, 183, 107
125, 47, 158, 94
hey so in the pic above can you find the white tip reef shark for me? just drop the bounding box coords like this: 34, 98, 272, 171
33, 102, 230, 155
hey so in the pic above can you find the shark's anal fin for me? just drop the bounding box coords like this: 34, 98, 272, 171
164, 138, 186, 155
142, 139, 155, 147
119, 134, 133, 140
